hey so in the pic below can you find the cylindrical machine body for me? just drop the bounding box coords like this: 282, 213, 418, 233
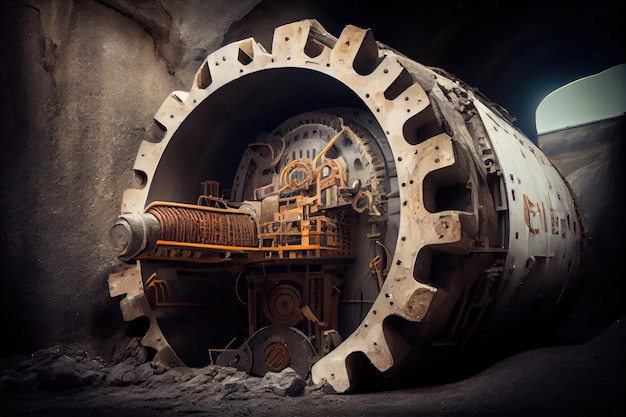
472, 100, 586, 335
108, 20, 588, 393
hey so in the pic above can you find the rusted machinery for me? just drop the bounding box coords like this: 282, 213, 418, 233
108, 20, 588, 393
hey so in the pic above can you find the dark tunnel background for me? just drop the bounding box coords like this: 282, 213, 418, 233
0, 0, 623, 394
224, 0, 625, 141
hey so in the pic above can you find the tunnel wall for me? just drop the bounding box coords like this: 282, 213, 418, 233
0, 0, 260, 357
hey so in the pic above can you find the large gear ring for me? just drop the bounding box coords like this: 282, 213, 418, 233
109, 20, 588, 393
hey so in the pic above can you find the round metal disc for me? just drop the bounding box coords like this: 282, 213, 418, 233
247, 326, 317, 377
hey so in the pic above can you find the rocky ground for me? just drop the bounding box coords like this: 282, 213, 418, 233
1, 316, 624, 417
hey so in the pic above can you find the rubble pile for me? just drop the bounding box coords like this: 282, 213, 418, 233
0, 339, 326, 401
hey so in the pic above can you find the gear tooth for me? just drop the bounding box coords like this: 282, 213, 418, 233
122, 140, 163, 212
109, 267, 184, 367
402, 285, 436, 321
154, 93, 186, 131
376, 280, 437, 318
108, 267, 140, 298
373, 280, 437, 325
236, 38, 256, 65
429, 213, 462, 244
132, 141, 161, 174
170, 91, 189, 104
375, 65, 431, 117
311, 350, 351, 393
192, 37, 273, 94
305, 19, 334, 40
405, 132, 454, 173
242, 38, 274, 69
121, 188, 148, 214
331, 25, 379, 74
195, 60, 213, 90
235, 38, 271, 70
401, 82, 430, 111
271, 20, 315, 61
370, 57, 406, 84
119, 292, 149, 322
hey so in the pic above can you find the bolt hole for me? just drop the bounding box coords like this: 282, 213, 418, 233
396, 260, 402, 265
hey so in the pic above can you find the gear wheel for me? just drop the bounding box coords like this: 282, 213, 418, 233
109, 20, 588, 393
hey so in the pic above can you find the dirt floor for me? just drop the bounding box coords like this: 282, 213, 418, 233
1, 316, 624, 417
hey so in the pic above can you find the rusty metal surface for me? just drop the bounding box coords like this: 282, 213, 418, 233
109, 19, 588, 393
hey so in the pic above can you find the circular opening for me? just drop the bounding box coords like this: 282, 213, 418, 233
138, 68, 400, 367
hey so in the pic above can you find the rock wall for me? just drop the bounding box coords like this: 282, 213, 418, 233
0, 0, 623, 361
0, 0, 260, 358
